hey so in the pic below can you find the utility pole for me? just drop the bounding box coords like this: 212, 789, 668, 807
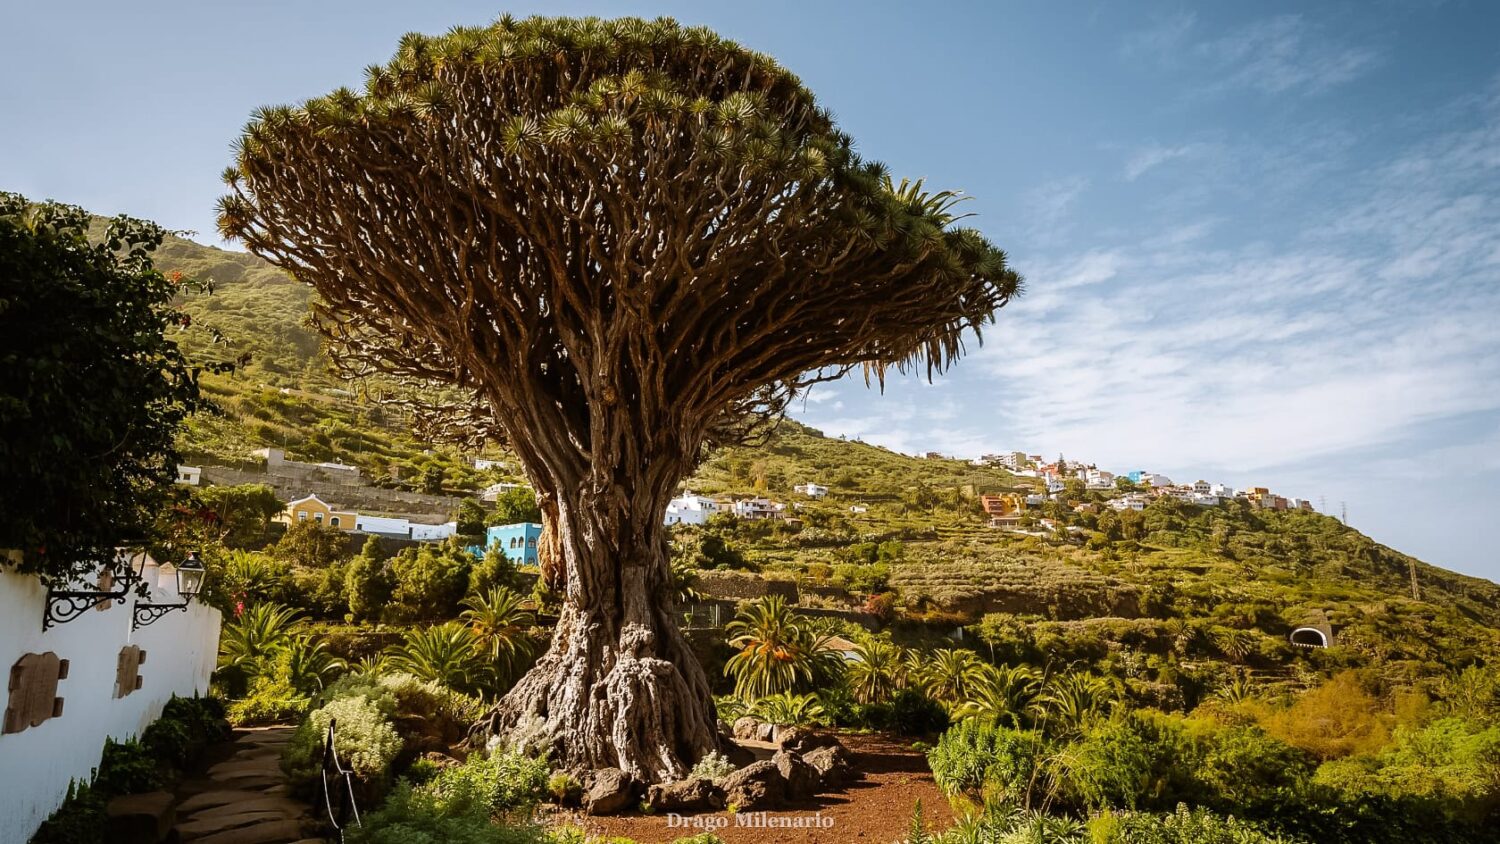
1340, 501, 1348, 525
1409, 557, 1422, 601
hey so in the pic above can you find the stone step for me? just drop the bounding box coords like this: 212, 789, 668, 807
189, 818, 313, 844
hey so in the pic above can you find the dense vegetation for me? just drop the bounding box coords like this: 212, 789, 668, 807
61, 212, 1500, 842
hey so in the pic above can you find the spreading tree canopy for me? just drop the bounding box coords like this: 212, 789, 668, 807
219, 15, 1021, 781
0, 194, 218, 583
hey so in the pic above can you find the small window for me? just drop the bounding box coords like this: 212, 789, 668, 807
297, 511, 308, 522
314, 512, 324, 523
330, 517, 340, 527
527, 538, 537, 549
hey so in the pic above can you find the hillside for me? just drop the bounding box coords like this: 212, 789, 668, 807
152, 228, 1500, 694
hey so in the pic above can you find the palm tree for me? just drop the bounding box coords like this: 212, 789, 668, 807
218, 602, 300, 677
956, 663, 1040, 727
386, 622, 484, 693
1212, 627, 1258, 664
460, 586, 538, 690
846, 639, 907, 704
918, 648, 986, 705
668, 556, 701, 606
753, 692, 826, 726
725, 595, 826, 701
280, 636, 346, 694
1032, 671, 1115, 737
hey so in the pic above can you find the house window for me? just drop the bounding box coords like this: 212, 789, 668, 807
527, 538, 537, 549
314, 513, 324, 523
297, 511, 308, 522
330, 517, 340, 527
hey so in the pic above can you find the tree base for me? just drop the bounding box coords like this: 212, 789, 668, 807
471, 600, 722, 783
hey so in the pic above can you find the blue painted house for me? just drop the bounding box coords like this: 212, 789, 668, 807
469, 522, 544, 566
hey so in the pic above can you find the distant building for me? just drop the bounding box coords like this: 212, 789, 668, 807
472, 457, 505, 471
481, 482, 530, 502
175, 465, 201, 486
665, 492, 723, 526
794, 482, 829, 499
849, 504, 869, 514
979, 494, 1020, 517
733, 497, 785, 520
278, 494, 358, 531
1109, 494, 1149, 512
356, 514, 413, 537
473, 522, 544, 566
988, 514, 1024, 529
410, 521, 458, 541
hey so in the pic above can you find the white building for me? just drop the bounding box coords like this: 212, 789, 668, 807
1045, 477, 1067, 494
664, 492, 723, 526
472, 457, 505, 471
175, 465, 201, 486
732, 497, 785, 520
1142, 473, 1173, 488
355, 514, 412, 537
1110, 494, 1149, 512
1192, 479, 1213, 495
1210, 483, 1236, 498
481, 482, 530, 502
793, 482, 829, 499
849, 504, 869, 514
1190, 493, 1222, 507
410, 521, 458, 541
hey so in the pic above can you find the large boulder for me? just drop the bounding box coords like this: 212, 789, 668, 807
721, 760, 786, 811
772, 750, 820, 801
802, 743, 857, 788
646, 777, 726, 813
774, 725, 843, 755
732, 716, 763, 741
584, 768, 638, 816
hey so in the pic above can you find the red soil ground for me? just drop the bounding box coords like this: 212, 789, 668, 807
550, 733, 954, 844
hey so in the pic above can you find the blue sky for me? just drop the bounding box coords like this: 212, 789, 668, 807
3, 1, 1498, 580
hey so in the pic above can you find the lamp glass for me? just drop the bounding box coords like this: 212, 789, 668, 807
175, 553, 206, 597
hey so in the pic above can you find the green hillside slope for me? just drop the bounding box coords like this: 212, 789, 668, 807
153, 228, 1500, 692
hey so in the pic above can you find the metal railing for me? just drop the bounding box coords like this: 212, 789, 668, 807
320, 717, 362, 840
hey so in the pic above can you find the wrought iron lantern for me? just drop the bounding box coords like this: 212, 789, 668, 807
132, 551, 205, 630
41, 549, 150, 631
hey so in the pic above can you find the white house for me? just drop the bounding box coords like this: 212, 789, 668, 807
1190, 493, 1222, 507
1045, 477, 1067, 494
1192, 479, 1213, 495
732, 497, 785, 520
849, 504, 869, 514
664, 492, 723, 526
355, 514, 412, 536
1143, 473, 1174, 488
175, 465, 201, 486
1025, 493, 1046, 507
472, 457, 505, 471
410, 521, 458, 541
1211, 483, 1236, 498
481, 482, 530, 502
1110, 495, 1149, 512
793, 482, 829, 499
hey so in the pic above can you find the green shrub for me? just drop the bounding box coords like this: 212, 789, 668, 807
347, 781, 549, 844
888, 689, 950, 736
227, 673, 309, 725
92, 739, 163, 795
426, 748, 551, 816
28, 781, 107, 844
1087, 804, 1286, 843
928, 720, 1049, 806
284, 693, 403, 792
547, 771, 583, 805
689, 751, 739, 783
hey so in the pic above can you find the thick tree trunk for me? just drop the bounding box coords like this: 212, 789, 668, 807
471, 485, 721, 783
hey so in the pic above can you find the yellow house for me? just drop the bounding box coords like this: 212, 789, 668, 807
278, 494, 358, 531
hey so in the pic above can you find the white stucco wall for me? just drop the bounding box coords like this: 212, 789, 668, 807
0, 567, 221, 843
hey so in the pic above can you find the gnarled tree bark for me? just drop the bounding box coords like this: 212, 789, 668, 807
217, 15, 1021, 783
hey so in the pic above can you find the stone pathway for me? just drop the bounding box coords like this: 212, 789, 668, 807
169, 725, 326, 844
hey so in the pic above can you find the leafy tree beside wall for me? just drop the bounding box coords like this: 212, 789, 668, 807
0, 194, 225, 582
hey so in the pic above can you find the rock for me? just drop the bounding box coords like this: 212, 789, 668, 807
105, 791, 175, 843
584, 767, 637, 816
802, 743, 857, 788
772, 750, 820, 800
645, 777, 725, 812
721, 740, 757, 768
756, 721, 777, 742
774, 726, 843, 755
190, 819, 309, 844
721, 760, 786, 811
731, 716, 763, 741
420, 751, 462, 770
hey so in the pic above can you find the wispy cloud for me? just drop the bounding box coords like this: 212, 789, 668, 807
1196, 14, 1380, 96
1124, 143, 1204, 180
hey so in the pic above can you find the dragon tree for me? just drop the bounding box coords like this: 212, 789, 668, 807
218, 15, 1021, 782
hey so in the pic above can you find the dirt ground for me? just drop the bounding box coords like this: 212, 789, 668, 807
550, 733, 954, 844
